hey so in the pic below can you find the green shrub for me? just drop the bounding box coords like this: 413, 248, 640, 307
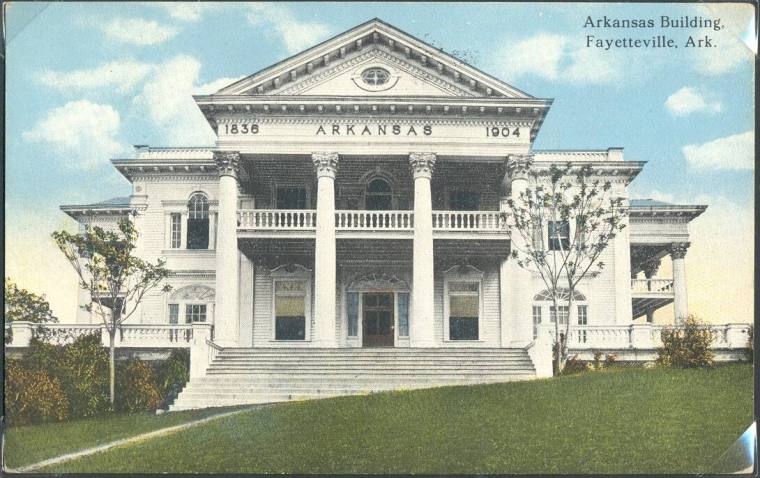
656, 315, 715, 368
155, 349, 189, 409
5, 360, 69, 425
603, 353, 618, 368
116, 360, 162, 412
22, 333, 111, 418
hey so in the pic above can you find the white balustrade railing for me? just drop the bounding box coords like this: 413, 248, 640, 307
631, 279, 674, 293
537, 323, 751, 350
238, 209, 317, 230
5, 322, 194, 348
335, 210, 414, 230
432, 211, 506, 231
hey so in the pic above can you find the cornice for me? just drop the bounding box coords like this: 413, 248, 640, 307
215, 116, 535, 127
169, 270, 216, 280
629, 205, 707, 221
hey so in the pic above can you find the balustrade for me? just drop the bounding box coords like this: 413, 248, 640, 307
432, 210, 506, 231
631, 279, 674, 293
335, 210, 414, 230
238, 209, 317, 230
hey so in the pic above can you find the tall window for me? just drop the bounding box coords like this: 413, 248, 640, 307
548, 220, 570, 251
397, 292, 410, 337
365, 178, 392, 210
168, 304, 179, 324
577, 304, 588, 343
449, 190, 481, 211
532, 305, 542, 339
274, 280, 306, 340
185, 304, 207, 323
549, 305, 569, 325
347, 292, 359, 337
170, 213, 182, 249
187, 193, 209, 250
448, 282, 479, 340
276, 187, 307, 209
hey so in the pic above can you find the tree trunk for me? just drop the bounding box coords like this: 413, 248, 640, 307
552, 296, 561, 375
109, 329, 116, 406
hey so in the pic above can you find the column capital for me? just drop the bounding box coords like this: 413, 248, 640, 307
214, 151, 240, 178
506, 154, 533, 180
409, 152, 436, 179
312, 152, 339, 179
669, 242, 690, 260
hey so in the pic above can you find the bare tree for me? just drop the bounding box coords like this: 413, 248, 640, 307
53, 216, 171, 404
504, 161, 627, 373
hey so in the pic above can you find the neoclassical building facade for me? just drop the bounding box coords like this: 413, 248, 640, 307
47, 19, 744, 407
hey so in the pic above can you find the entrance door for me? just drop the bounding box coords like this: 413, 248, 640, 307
362, 292, 394, 347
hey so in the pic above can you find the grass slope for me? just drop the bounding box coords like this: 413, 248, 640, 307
2, 406, 246, 470
12, 364, 754, 474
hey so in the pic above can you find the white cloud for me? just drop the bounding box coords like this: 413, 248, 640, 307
23, 100, 127, 169
246, 4, 331, 54
99, 17, 178, 46
665, 87, 722, 117
132, 55, 222, 144
194, 75, 245, 95
495, 33, 621, 84
682, 130, 754, 170
38, 59, 154, 93
150, 2, 212, 22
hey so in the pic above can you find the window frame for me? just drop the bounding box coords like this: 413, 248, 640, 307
275, 185, 310, 210
270, 266, 312, 342
168, 303, 180, 325
169, 213, 182, 249
532, 305, 542, 339
184, 303, 208, 323
187, 193, 210, 250
547, 220, 570, 252
443, 266, 484, 342
364, 176, 394, 210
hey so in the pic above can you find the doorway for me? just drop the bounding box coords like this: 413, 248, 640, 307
362, 292, 394, 347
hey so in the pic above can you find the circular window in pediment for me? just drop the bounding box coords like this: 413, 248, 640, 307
361, 67, 390, 86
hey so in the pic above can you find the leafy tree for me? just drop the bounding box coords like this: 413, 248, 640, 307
52, 216, 171, 405
504, 161, 627, 373
5, 278, 58, 344
5, 278, 58, 324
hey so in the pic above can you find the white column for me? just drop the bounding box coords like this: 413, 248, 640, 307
312, 153, 339, 347
213, 151, 240, 346
643, 261, 660, 323
208, 212, 217, 250
409, 152, 436, 347
670, 242, 690, 324
180, 212, 188, 249
505, 155, 534, 347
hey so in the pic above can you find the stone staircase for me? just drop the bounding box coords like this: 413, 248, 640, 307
169, 347, 536, 411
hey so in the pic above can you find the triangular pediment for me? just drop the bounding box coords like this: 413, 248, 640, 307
216, 19, 532, 99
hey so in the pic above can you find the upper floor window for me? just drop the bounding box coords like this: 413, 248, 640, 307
169, 213, 182, 249
276, 187, 307, 209
366, 178, 392, 210
548, 220, 570, 251
361, 67, 390, 86
187, 193, 209, 250
449, 190, 481, 211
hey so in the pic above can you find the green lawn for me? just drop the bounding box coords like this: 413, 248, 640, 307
8, 364, 753, 474
2, 406, 248, 470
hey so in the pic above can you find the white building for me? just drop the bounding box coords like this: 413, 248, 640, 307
29, 19, 746, 409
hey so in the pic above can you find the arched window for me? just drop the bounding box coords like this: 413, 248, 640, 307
531, 288, 589, 340
187, 193, 209, 249
365, 178, 392, 210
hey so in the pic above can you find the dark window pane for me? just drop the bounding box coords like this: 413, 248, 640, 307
548, 220, 570, 251
275, 316, 306, 340
450, 317, 478, 340
187, 218, 209, 249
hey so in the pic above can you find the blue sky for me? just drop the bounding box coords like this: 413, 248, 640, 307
5, 2, 755, 322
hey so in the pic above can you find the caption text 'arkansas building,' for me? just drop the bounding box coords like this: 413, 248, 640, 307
50, 19, 741, 409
